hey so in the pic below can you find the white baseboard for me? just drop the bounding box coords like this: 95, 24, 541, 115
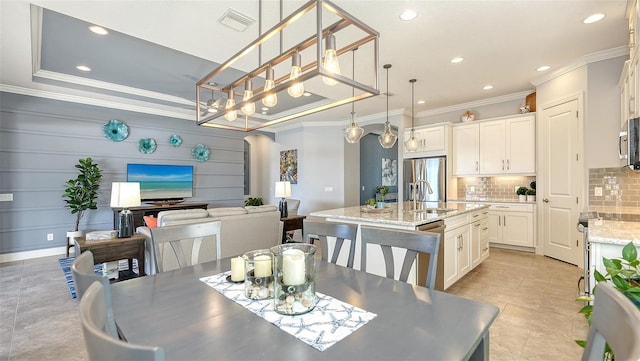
0, 246, 76, 263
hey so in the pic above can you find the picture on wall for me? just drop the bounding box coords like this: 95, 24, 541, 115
280, 149, 298, 184
382, 158, 397, 187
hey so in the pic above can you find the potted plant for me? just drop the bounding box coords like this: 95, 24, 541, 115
516, 186, 528, 202
526, 188, 536, 202
375, 186, 389, 209
244, 197, 264, 206
575, 242, 640, 358
62, 157, 103, 255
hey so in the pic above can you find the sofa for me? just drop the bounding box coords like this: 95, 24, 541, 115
137, 205, 283, 275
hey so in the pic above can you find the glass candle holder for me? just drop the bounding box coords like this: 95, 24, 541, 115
271, 243, 317, 315
243, 249, 274, 300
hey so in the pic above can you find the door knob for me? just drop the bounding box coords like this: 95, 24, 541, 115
543, 198, 549, 203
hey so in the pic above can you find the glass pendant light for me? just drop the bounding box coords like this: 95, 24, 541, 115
224, 89, 237, 122
262, 67, 278, 107
287, 51, 305, 98
379, 64, 397, 148
344, 48, 364, 143
241, 78, 255, 116
322, 33, 341, 86
404, 79, 420, 152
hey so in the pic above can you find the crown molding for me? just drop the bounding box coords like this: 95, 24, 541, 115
416, 91, 532, 117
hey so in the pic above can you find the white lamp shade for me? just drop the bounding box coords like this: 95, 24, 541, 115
275, 181, 292, 198
110, 182, 141, 208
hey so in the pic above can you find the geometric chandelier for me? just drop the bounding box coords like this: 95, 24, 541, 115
196, 0, 380, 132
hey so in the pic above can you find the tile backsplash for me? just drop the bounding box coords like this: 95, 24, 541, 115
588, 167, 640, 208
457, 176, 536, 201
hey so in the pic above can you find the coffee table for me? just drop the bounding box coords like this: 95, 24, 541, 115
74, 233, 146, 277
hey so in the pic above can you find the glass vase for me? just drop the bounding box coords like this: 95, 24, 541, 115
271, 243, 317, 315
242, 249, 274, 300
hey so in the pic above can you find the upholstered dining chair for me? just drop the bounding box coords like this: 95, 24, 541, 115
150, 221, 222, 273
71, 251, 121, 340
303, 219, 359, 268
80, 281, 164, 361
287, 199, 300, 215
360, 226, 441, 289
581, 282, 640, 361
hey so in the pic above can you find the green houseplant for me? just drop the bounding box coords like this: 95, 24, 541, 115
525, 188, 536, 201
516, 186, 528, 202
576, 242, 640, 357
62, 157, 103, 232
375, 186, 389, 208
244, 197, 264, 206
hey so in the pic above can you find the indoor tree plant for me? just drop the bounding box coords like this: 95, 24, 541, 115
63, 157, 103, 232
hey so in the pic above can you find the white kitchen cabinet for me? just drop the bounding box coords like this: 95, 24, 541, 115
479, 115, 535, 175
442, 209, 488, 290
452, 123, 479, 175
471, 209, 490, 268
403, 123, 451, 158
488, 203, 534, 248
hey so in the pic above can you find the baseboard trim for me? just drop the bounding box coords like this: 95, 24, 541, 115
489, 243, 536, 253
0, 246, 75, 263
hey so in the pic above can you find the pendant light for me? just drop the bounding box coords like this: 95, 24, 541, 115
378, 64, 397, 148
241, 78, 255, 116
206, 89, 218, 113
344, 48, 364, 143
404, 79, 420, 152
287, 51, 305, 98
224, 89, 237, 121
322, 33, 341, 86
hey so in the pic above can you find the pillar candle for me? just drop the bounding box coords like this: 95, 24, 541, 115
283, 248, 306, 285
253, 255, 272, 277
230, 256, 244, 281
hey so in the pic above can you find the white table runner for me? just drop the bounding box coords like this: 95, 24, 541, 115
200, 272, 377, 351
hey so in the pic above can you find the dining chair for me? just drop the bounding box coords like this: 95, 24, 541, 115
303, 219, 359, 268
360, 226, 441, 288
71, 251, 121, 340
150, 221, 222, 273
80, 281, 164, 361
581, 282, 640, 361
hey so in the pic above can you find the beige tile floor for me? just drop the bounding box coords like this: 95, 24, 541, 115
0, 248, 587, 360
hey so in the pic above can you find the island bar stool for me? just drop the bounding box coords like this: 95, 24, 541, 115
360, 226, 441, 289
303, 219, 359, 268
580, 282, 640, 361
80, 281, 164, 361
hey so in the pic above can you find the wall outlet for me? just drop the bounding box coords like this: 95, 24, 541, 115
324, 186, 333, 192
0, 193, 13, 202
47, 233, 54, 241
594, 187, 603, 196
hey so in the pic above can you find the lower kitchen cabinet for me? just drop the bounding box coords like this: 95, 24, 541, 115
488, 203, 534, 248
442, 209, 488, 290
471, 209, 490, 268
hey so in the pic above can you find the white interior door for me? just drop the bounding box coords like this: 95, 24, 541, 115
541, 98, 582, 265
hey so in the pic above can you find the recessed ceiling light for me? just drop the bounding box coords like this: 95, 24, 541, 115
88, 25, 108, 35
536, 65, 551, 72
583, 13, 605, 24
76, 65, 91, 72
483, 85, 493, 90
399, 9, 418, 21
303, 92, 311, 97
451, 57, 464, 64
417, 100, 426, 104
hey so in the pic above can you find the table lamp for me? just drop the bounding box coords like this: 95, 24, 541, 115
275, 181, 291, 218
110, 182, 141, 238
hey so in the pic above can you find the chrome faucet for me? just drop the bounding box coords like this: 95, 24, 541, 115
411, 179, 433, 209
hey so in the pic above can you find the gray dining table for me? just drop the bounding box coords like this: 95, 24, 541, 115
111, 258, 499, 360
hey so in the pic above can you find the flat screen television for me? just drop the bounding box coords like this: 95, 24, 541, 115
126, 164, 193, 203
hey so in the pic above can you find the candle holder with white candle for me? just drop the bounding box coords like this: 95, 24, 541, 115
242, 249, 274, 300
271, 243, 317, 315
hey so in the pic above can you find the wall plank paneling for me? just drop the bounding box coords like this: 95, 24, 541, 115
0, 92, 248, 255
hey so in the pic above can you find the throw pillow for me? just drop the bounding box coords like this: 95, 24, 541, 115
143, 215, 158, 228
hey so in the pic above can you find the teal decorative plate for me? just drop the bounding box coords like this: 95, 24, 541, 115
103, 119, 129, 142
137, 138, 157, 154
169, 134, 183, 147
192, 144, 210, 162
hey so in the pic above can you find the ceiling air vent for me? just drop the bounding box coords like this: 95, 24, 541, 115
218, 8, 255, 32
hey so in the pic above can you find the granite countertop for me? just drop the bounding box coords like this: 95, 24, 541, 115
309, 202, 490, 228
588, 219, 640, 246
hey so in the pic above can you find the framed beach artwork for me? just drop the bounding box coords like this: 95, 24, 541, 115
280, 149, 298, 184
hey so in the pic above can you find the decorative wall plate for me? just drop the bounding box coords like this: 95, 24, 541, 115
103, 119, 129, 142
137, 138, 157, 154
169, 134, 183, 147
192, 144, 210, 162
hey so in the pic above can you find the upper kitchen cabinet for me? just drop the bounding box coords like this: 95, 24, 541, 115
403, 123, 452, 159
453, 114, 536, 176
620, 0, 640, 126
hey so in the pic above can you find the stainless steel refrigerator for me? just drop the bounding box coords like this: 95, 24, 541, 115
403, 156, 446, 202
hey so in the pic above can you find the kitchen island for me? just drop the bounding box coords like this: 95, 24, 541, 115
310, 202, 491, 290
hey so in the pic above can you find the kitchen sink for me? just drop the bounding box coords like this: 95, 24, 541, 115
406, 208, 456, 214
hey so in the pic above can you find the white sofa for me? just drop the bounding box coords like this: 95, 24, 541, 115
137, 205, 282, 275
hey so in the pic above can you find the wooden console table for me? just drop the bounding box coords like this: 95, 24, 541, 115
112, 202, 209, 229
281, 215, 306, 243
74, 233, 146, 277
